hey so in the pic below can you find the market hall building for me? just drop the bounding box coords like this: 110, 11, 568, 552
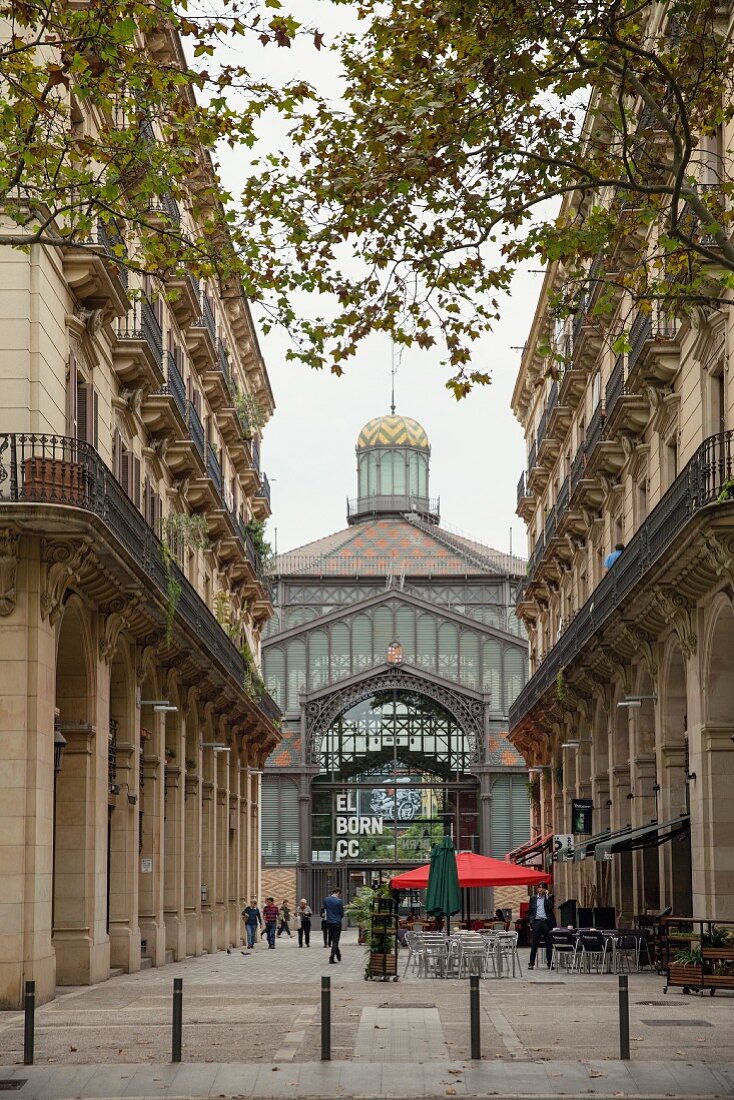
261, 413, 531, 909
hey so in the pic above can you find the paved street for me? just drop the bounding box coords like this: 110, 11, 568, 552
0, 931, 733, 1097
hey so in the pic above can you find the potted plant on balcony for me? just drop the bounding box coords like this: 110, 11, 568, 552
164, 745, 176, 764
23, 450, 86, 505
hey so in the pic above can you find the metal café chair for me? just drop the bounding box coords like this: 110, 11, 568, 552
548, 928, 578, 972
495, 930, 522, 977
457, 940, 490, 978
577, 930, 609, 973
402, 930, 422, 976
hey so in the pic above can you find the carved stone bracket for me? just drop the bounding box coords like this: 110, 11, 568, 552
41, 537, 92, 623
100, 596, 139, 664
305, 667, 485, 765
135, 638, 160, 687
652, 587, 698, 659
0, 529, 19, 617
700, 533, 734, 593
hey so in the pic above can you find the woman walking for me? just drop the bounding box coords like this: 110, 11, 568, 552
277, 899, 292, 938
296, 899, 313, 947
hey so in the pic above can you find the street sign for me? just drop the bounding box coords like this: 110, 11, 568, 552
553, 834, 574, 860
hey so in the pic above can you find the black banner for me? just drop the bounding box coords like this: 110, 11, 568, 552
571, 798, 593, 835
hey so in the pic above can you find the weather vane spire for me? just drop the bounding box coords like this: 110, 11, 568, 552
390, 343, 397, 415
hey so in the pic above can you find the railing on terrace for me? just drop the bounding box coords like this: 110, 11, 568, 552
605, 355, 625, 418
116, 299, 163, 367
557, 475, 569, 519
270, 553, 520, 576
544, 506, 557, 545
517, 470, 529, 507
108, 719, 118, 788
346, 494, 438, 519
252, 437, 261, 474
199, 294, 216, 344
537, 410, 548, 451
585, 401, 606, 456
528, 440, 537, 471
570, 445, 585, 492
161, 352, 186, 420
149, 192, 181, 226
509, 429, 734, 730
547, 380, 558, 420
628, 306, 678, 372
0, 432, 281, 722
207, 443, 223, 494
217, 339, 233, 391
187, 401, 205, 460
97, 222, 128, 289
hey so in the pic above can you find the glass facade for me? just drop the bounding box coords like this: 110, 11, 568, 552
312, 691, 478, 864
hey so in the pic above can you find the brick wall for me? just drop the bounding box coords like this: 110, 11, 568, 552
494, 885, 531, 920
262, 866, 297, 907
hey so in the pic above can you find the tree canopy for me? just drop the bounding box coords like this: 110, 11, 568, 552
3, 0, 734, 392
240, 0, 734, 393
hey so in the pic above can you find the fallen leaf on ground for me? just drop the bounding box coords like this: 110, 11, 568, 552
448, 1069, 462, 1075
551, 1073, 562, 1077
69, 1045, 77, 1052
588, 1071, 606, 1078
445, 1089, 457, 1097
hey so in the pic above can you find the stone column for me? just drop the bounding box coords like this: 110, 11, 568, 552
183, 770, 203, 956
214, 753, 228, 950
657, 744, 690, 913
201, 765, 215, 951
631, 752, 659, 915
163, 761, 186, 961
138, 712, 166, 966
227, 788, 239, 946
610, 763, 633, 924
108, 734, 141, 973
696, 726, 734, 919
0, 535, 57, 1008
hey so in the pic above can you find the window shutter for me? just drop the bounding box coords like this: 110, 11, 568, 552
143, 475, 151, 524
113, 429, 122, 480
132, 455, 141, 508
77, 380, 87, 444
90, 387, 99, 449
119, 448, 130, 496
67, 352, 78, 437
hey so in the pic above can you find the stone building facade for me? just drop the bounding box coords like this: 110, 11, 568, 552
510, 187, 734, 922
0, 55, 280, 1007
261, 414, 530, 912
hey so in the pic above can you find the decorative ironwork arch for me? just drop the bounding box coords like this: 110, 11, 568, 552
305, 667, 484, 765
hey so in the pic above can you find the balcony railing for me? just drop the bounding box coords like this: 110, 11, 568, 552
217, 339, 234, 396
116, 299, 163, 367
537, 409, 548, 451
256, 472, 271, 506
0, 432, 280, 722
628, 306, 677, 373
570, 445, 585, 493
346, 494, 440, 520
557, 475, 569, 518
528, 441, 537, 471
199, 293, 216, 344
97, 222, 128, 289
187, 400, 205, 460
108, 719, 118, 789
517, 470, 530, 507
585, 400, 605, 457
149, 192, 181, 226
207, 443, 223, 494
252, 437, 261, 474
544, 505, 557, 545
161, 352, 186, 420
605, 355, 625, 418
509, 429, 734, 730
546, 380, 558, 420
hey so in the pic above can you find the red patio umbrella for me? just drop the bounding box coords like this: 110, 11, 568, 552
391, 851, 549, 890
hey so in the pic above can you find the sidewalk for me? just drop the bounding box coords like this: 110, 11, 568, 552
0, 1056, 733, 1098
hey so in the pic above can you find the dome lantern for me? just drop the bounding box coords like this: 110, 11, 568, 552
348, 413, 439, 525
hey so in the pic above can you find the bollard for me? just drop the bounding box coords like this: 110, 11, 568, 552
618, 975, 630, 1060
171, 978, 183, 1063
23, 980, 35, 1066
470, 974, 481, 1060
321, 975, 331, 1061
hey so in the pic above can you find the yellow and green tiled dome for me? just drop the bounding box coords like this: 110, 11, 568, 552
357, 414, 429, 450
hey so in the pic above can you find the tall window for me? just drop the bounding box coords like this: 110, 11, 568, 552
261, 778, 299, 864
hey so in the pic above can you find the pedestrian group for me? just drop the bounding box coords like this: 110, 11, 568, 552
239, 888, 344, 961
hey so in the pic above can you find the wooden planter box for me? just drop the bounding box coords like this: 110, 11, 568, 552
704, 973, 734, 988
667, 963, 702, 987
369, 952, 397, 976
23, 456, 85, 504
702, 947, 734, 959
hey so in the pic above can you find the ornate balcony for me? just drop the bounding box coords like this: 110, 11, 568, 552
0, 432, 281, 725
186, 289, 217, 369
63, 222, 129, 317
141, 351, 188, 438
626, 306, 680, 388
113, 300, 165, 390
509, 429, 734, 736
167, 272, 201, 327
605, 354, 650, 436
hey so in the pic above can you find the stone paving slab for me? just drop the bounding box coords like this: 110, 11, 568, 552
0, 1058, 733, 1098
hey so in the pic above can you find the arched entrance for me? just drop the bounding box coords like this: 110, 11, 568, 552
309, 688, 479, 900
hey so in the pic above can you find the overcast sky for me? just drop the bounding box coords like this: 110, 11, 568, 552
216, 6, 537, 559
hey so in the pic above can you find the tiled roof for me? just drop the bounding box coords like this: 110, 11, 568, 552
266, 728, 300, 768
486, 732, 526, 768
272, 517, 523, 577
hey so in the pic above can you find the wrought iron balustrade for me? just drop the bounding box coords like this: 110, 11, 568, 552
108, 719, 118, 789
96, 222, 128, 289
256, 471, 271, 506
628, 306, 677, 373
198, 294, 216, 344
0, 432, 281, 722
207, 443, 223, 494
187, 401, 205, 460
537, 409, 548, 450
528, 441, 537, 471
585, 401, 605, 456
517, 470, 529, 506
605, 355, 625, 417
547, 380, 558, 420
509, 429, 734, 731
570, 445, 585, 492
544, 506, 557, 545
217, 339, 232, 389
161, 352, 187, 420
149, 191, 181, 226
116, 299, 163, 367
557, 475, 569, 519
346, 494, 439, 520
252, 437, 261, 474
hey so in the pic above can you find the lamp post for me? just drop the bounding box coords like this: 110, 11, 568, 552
52, 719, 66, 930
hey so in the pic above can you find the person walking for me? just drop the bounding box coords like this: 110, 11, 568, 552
277, 899, 293, 938
241, 897, 262, 949
263, 897, 279, 949
296, 899, 313, 947
320, 905, 331, 948
527, 882, 556, 969
323, 887, 344, 964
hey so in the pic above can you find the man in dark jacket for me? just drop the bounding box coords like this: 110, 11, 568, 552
323, 888, 344, 963
527, 883, 556, 969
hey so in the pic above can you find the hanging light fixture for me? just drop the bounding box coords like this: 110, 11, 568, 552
54, 728, 67, 774
386, 639, 403, 666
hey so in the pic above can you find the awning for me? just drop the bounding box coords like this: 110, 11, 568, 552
573, 827, 618, 863
594, 814, 690, 862
391, 851, 548, 889
507, 831, 553, 866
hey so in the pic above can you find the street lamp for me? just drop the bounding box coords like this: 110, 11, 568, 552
201, 743, 231, 753
54, 728, 66, 774
386, 639, 403, 666
617, 696, 657, 709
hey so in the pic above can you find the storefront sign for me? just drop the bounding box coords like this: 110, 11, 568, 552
334, 792, 385, 860
553, 834, 573, 860
571, 798, 593, 835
